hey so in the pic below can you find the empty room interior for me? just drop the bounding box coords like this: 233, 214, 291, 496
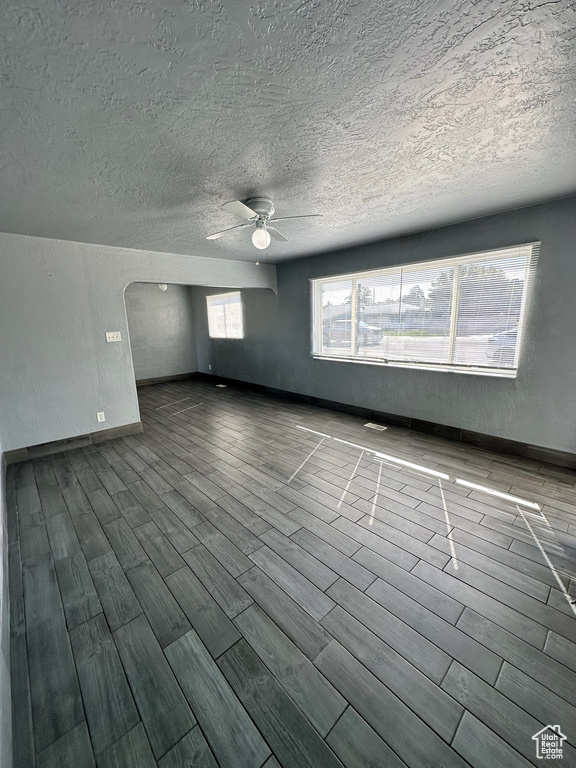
1, 2, 576, 767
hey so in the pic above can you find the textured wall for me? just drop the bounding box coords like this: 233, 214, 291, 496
125, 283, 197, 382
203, 196, 576, 453
0, 444, 11, 768
193, 287, 279, 380
0, 233, 275, 452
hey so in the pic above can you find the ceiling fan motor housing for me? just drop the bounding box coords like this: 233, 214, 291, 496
246, 197, 275, 220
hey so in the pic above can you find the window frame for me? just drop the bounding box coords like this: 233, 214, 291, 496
310, 243, 539, 378
206, 291, 244, 339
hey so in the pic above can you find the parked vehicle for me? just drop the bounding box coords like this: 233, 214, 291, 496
323, 319, 382, 346
485, 327, 517, 365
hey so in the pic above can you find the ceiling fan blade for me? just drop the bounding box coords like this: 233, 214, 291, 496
271, 214, 323, 222
222, 200, 258, 220
206, 222, 252, 240
267, 226, 288, 242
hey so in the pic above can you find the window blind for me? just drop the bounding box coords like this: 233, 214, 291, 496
206, 292, 244, 339
311, 243, 539, 375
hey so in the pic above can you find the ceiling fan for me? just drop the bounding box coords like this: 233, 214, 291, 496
206, 197, 322, 250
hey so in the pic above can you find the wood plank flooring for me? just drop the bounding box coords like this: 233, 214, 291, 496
8, 379, 576, 767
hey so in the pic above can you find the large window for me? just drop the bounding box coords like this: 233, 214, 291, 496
311, 243, 538, 375
206, 292, 244, 338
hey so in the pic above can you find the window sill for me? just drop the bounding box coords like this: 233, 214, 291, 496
311, 354, 517, 378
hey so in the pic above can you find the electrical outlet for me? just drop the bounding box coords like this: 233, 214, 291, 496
106, 331, 122, 342
97, 412, 105, 423
209, 364, 212, 370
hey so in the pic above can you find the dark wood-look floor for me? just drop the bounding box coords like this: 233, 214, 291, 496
8, 380, 576, 768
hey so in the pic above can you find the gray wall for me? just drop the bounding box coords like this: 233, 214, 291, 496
193, 287, 279, 380
125, 283, 197, 382
202, 196, 576, 454
0, 442, 11, 768
0, 233, 275, 452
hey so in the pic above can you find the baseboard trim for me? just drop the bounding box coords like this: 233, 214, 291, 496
4, 421, 143, 464
136, 372, 197, 387
191, 372, 576, 470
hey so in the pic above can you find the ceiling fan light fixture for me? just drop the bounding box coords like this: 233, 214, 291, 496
252, 225, 271, 250
206, 197, 322, 247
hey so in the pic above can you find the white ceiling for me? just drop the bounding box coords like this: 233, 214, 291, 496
1, 0, 575, 263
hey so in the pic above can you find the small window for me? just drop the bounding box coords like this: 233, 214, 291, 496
311, 243, 539, 376
206, 292, 244, 338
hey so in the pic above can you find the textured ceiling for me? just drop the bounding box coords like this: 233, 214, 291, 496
1, 1, 575, 263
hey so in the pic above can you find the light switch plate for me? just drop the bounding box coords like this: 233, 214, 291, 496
106, 331, 122, 342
